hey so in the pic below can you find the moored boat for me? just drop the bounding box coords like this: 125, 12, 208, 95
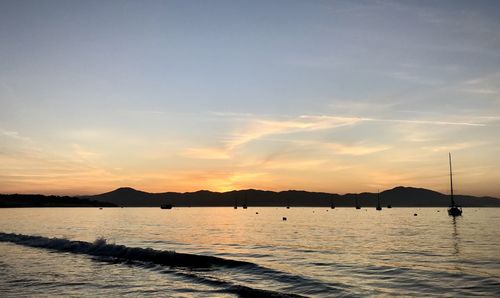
160, 204, 173, 209
376, 191, 382, 211
447, 153, 462, 217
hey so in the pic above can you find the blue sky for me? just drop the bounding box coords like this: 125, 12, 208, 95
1, 0, 499, 196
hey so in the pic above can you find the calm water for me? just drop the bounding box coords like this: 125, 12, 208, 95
1, 207, 499, 297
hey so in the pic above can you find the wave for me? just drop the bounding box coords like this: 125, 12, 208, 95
0, 232, 308, 297
0, 232, 256, 268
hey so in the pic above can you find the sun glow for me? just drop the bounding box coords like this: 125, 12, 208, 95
1, 1, 499, 197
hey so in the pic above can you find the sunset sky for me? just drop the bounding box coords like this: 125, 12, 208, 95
1, 0, 499, 196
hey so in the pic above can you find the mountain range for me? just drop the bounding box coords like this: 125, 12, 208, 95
82, 186, 500, 207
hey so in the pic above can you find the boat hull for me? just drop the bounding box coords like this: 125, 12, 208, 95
448, 206, 462, 216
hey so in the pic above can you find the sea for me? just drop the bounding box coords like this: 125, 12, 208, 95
1, 207, 499, 297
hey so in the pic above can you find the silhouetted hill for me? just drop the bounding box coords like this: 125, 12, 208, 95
0, 194, 117, 208
84, 186, 500, 207
86, 187, 167, 207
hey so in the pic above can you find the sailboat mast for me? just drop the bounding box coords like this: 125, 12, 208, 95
449, 152, 455, 206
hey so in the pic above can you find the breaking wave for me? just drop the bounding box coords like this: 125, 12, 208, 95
0, 232, 311, 297
0, 232, 254, 268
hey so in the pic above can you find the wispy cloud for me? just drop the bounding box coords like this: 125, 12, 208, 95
260, 158, 327, 170
0, 129, 31, 141
182, 112, 487, 160
284, 139, 390, 156
182, 147, 231, 160
383, 71, 440, 85
473, 116, 500, 124
226, 115, 362, 150
369, 118, 486, 127
422, 142, 486, 152
462, 88, 498, 95
303, 114, 487, 128
326, 142, 390, 156
182, 114, 364, 160
461, 73, 500, 95
72, 144, 100, 160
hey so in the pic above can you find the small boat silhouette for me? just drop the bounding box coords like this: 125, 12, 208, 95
447, 153, 462, 217
242, 192, 248, 209
376, 191, 382, 211
160, 204, 172, 209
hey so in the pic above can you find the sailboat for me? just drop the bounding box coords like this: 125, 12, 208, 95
355, 196, 361, 209
447, 153, 462, 217
376, 191, 382, 211
242, 192, 248, 209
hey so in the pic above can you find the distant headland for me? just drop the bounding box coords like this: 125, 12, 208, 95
2, 186, 499, 208
83, 186, 499, 208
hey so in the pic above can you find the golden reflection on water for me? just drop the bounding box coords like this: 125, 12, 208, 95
1, 207, 500, 296
451, 216, 460, 256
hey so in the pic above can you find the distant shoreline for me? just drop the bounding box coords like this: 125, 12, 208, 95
2, 186, 500, 208
0, 194, 116, 208
2, 206, 499, 209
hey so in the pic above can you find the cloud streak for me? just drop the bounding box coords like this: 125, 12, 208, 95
182, 113, 487, 160
367, 118, 486, 127
325, 142, 390, 156
182, 147, 231, 160
225, 115, 363, 150
0, 129, 31, 141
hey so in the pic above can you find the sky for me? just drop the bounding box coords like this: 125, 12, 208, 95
1, 0, 499, 196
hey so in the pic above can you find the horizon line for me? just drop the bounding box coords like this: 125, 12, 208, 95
1, 185, 498, 199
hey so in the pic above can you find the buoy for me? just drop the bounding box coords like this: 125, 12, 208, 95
282, 217, 287, 221
414, 213, 418, 216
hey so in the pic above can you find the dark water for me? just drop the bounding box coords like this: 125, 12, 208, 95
1, 207, 499, 297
